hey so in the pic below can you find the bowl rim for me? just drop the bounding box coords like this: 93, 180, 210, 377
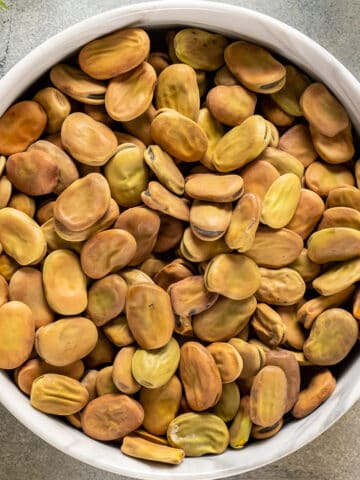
1, 1, 360, 479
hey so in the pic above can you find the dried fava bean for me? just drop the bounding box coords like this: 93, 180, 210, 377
305, 161, 355, 196
180, 227, 230, 262
115, 206, 161, 265
144, 145, 185, 195
303, 308, 358, 365
84, 104, 113, 125
214, 65, 238, 86
28, 140, 79, 195
61, 112, 117, 166
140, 375, 182, 436
43, 249, 87, 315
153, 216, 183, 253
180, 341, 222, 411
35, 317, 98, 367
122, 105, 156, 146
81, 393, 144, 441
307, 227, 360, 263
260, 173, 301, 229
251, 303, 287, 347
246, 227, 303, 268
112, 346, 141, 394
15, 358, 84, 396
286, 189, 325, 239
105, 62, 157, 122
42, 218, 83, 252
229, 396, 252, 448
0, 301, 34, 369
185, 173, 243, 203
31, 374, 89, 415
319, 207, 360, 230
225, 41, 286, 93
141, 181, 190, 221
292, 368, 336, 418
96, 366, 118, 396
326, 185, 360, 210
126, 283, 174, 350
50, 64, 106, 104
278, 124, 317, 168
196, 70, 208, 97
261, 96, 295, 127
79, 28, 150, 80
256, 267, 306, 306
148, 51, 170, 75
0, 208, 47, 265
206, 342, 243, 383
104, 143, 149, 208
8, 193, 36, 218
265, 350, 300, 412
0, 101, 47, 155
197, 107, 224, 170
193, 296, 257, 342
9, 267, 54, 328
300, 82, 349, 137
87, 274, 127, 326
251, 419, 283, 440
250, 366, 287, 427
132, 338, 180, 389
225, 193, 260, 252
121, 268, 154, 287
155, 64, 200, 120
6, 150, 59, 196
266, 120, 279, 147
81, 370, 98, 402
288, 248, 321, 283
103, 315, 134, 347
33, 87, 71, 133
0, 275, 8, 307
205, 253, 260, 300
0, 253, 19, 280
240, 159, 280, 201
212, 115, 270, 172
139, 256, 167, 278
168, 275, 218, 317
37, 201, 55, 225
312, 258, 360, 296
114, 131, 146, 153
81, 229, 136, 279
121, 436, 185, 465
190, 200, 232, 241
257, 147, 304, 179
271, 65, 310, 116
151, 109, 208, 162
277, 305, 306, 350
206, 85, 257, 126
310, 124, 354, 164
0, 176, 12, 208
167, 412, 229, 456
212, 382, 240, 421
84, 330, 115, 368
297, 286, 355, 329
174, 28, 228, 71
153, 259, 193, 291
228, 339, 265, 379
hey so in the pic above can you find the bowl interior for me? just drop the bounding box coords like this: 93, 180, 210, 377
0, 1, 360, 479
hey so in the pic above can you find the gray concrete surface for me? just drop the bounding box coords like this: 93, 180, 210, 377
0, 0, 360, 479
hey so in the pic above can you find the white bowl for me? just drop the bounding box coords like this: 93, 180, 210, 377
0, 1, 359, 478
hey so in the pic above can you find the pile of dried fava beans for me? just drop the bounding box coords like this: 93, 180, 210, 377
0, 26, 359, 465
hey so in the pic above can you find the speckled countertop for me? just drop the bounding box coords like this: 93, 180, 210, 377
0, 1, 360, 479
